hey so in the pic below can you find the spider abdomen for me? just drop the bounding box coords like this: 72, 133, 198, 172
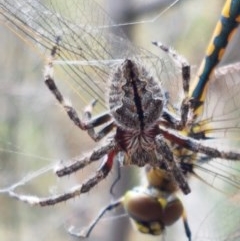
109, 59, 164, 130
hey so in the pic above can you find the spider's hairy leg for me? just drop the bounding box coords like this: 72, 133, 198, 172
68, 198, 122, 238
155, 135, 190, 194
84, 99, 115, 142
44, 40, 112, 141
10, 150, 116, 206
160, 127, 240, 161
56, 141, 115, 177
153, 41, 192, 130
84, 99, 98, 120
152, 41, 190, 94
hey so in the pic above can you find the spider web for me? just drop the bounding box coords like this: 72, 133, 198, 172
0, 0, 185, 113
0, 1, 184, 240
1, 0, 240, 241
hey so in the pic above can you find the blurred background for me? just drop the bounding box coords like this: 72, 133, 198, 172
0, 0, 240, 241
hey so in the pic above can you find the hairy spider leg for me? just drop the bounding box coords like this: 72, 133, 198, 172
154, 0, 240, 134
155, 136, 190, 193
152, 41, 190, 94
44, 38, 114, 141
152, 41, 193, 131
83, 99, 115, 141
160, 127, 240, 161
10, 147, 116, 206
83, 99, 122, 196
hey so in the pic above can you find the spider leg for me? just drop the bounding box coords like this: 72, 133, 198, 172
160, 126, 240, 160
152, 41, 190, 94
84, 99, 115, 142
68, 198, 122, 238
160, 109, 184, 129
44, 39, 112, 141
155, 135, 190, 194
88, 122, 115, 141
9, 150, 116, 206
56, 141, 115, 177
153, 41, 192, 130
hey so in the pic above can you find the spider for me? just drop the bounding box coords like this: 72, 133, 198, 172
3, 1, 240, 240
10, 37, 240, 208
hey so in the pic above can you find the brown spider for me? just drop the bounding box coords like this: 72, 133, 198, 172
10, 39, 240, 208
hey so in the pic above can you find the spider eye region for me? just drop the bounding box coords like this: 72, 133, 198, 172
109, 59, 164, 130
